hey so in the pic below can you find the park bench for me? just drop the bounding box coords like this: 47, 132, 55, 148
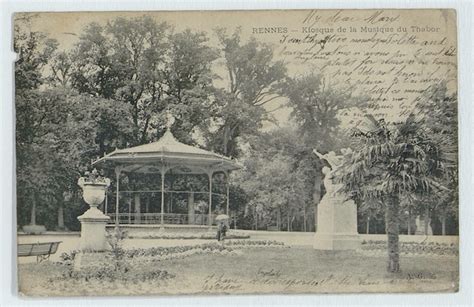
17, 241, 62, 263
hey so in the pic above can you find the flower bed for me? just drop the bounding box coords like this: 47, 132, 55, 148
55, 240, 287, 282
225, 239, 286, 247
360, 240, 458, 256
127, 230, 250, 240
55, 251, 174, 283
124, 242, 239, 259
123, 240, 286, 261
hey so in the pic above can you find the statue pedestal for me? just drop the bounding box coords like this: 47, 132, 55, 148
78, 207, 110, 252
313, 195, 360, 250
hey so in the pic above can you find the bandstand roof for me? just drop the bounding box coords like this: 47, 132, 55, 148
92, 130, 241, 174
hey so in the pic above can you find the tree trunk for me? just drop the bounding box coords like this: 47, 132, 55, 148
441, 214, 446, 236
254, 206, 258, 230
276, 209, 281, 230
407, 209, 411, 235
57, 203, 64, 229
308, 207, 314, 232
303, 205, 307, 232
30, 196, 37, 225
313, 170, 321, 232
223, 124, 230, 156
424, 207, 430, 235
366, 216, 370, 234
287, 214, 290, 232
385, 196, 400, 273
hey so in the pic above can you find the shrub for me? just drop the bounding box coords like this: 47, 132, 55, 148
58, 250, 80, 267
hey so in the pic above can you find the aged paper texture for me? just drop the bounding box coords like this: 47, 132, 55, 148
15, 9, 458, 296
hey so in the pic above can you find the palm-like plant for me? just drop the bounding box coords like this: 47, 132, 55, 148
336, 115, 447, 272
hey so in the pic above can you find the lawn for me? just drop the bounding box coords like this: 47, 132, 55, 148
18, 244, 458, 297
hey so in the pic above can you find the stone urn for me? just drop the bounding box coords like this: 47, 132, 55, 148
77, 169, 111, 252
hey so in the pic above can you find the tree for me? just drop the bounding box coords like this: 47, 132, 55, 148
283, 73, 356, 151
233, 127, 312, 231
236, 152, 303, 231
281, 71, 367, 231
205, 28, 287, 157
71, 17, 219, 147
15, 15, 59, 227
70, 16, 169, 145
359, 199, 384, 234
161, 29, 218, 144
47, 51, 73, 87
337, 115, 448, 272
16, 88, 74, 227
14, 14, 58, 92
16, 85, 134, 229
14, 18, 135, 227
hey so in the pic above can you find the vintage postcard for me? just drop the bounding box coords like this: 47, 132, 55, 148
15, 9, 458, 296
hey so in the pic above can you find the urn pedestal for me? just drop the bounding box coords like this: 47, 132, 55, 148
77, 179, 110, 252
74, 177, 111, 271
313, 194, 360, 250
78, 207, 110, 251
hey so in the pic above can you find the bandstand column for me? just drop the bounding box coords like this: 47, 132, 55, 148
114, 166, 122, 228
134, 194, 141, 224
207, 170, 214, 227
161, 171, 165, 228
226, 171, 230, 215
160, 166, 169, 229
187, 192, 195, 225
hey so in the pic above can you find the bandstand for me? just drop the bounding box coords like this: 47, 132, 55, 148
92, 129, 240, 232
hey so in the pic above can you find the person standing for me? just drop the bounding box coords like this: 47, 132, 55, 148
217, 221, 227, 241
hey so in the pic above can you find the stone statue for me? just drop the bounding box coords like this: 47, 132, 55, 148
313, 149, 345, 170
313, 149, 352, 196
312, 148, 359, 250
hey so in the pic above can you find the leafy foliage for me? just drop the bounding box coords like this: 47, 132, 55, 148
70, 17, 218, 145
233, 127, 314, 231
282, 72, 366, 152
14, 15, 58, 91
204, 28, 287, 157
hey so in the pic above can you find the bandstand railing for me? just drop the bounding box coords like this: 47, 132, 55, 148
107, 213, 217, 226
